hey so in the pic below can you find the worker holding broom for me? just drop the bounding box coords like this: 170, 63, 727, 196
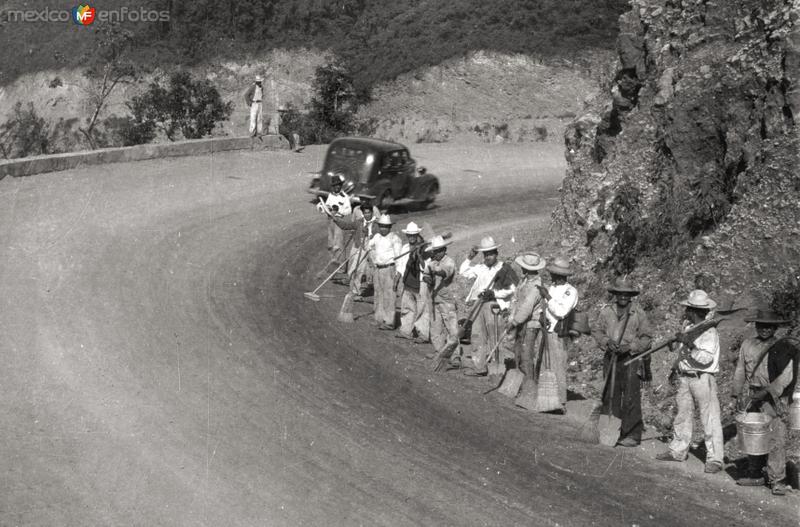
591, 278, 652, 447
459, 236, 518, 376
535, 257, 578, 413
316, 173, 353, 269
334, 196, 379, 301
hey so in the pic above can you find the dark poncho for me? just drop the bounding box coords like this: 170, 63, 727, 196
767, 337, 800, 401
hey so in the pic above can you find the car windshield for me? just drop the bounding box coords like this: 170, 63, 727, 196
323, 145, 375, 183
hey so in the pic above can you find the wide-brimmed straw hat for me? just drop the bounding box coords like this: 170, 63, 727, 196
402, 222, 422, 235
255, 75, 264, 82
376, 214, 394, 226
476, 236, 500, 252
546, 256, 573, 276
679, 289, 716, 310
515, 252, 546, 271
427, 235, 452, 251
608, 277, 640, 296
745, 309, 789, 325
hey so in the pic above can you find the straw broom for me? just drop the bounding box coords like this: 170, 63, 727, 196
533, 325, 562, 413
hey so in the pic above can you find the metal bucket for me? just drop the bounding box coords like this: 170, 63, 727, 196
736, 412, 773, 455
788, 400, 800, 431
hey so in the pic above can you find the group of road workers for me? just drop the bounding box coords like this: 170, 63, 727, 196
315, 173, 797, 497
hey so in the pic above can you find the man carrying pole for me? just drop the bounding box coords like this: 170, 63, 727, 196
591, 278, 653, 447
655, 290, 724, 474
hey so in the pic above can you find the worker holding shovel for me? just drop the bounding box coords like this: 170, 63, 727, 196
591, 278, 653, 447
458, 237, 518, 376
423, 235, 459, 362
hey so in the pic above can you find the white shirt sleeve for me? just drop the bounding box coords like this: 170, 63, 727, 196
459, 258, 478, 279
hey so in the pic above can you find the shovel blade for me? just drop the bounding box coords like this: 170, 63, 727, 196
498, 369, 524, 398
303, 292, 321, 302
598, 414, 622, 446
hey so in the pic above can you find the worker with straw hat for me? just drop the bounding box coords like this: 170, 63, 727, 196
591, 277, 652, 447
505, 252, 547, 379
395, 221, 428, 341
244, 74, 265, 137
732, 309, 794, 495
334, 196, 378, 301
535, 256, 578, 412
459, 236, 518, 376
423, 235, 459, 358
656, 290, 724, 475
368, 214, 402, 330
317, 173, 353, 270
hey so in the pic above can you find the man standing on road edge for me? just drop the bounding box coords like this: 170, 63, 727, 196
244, 75, 264, 137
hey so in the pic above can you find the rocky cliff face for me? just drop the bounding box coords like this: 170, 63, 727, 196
554, 0, 800, 436
556, 0, 799, 313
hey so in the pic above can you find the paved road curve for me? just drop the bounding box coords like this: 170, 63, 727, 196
0, 145, 796, 526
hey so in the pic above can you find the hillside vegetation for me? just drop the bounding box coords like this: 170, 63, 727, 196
0, 0, 628, 89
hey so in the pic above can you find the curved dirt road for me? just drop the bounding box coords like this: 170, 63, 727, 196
1, 144, 796, 526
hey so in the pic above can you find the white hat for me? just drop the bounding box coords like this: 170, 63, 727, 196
427, 235, 452, 250
255, 75, 264, 82
402, 222, 422, 235
515, 252, 546, 271
377, 214, 394, 226
476, 236, 500, 252
679, 290, 717, 310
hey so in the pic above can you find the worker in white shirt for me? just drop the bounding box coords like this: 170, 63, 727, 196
317, 173, 353, 268
535, 256, 578, 411
459, 236, 518, 376
244, 75, 264, 137
656, 290, 724, 475
368, 214, 402, 330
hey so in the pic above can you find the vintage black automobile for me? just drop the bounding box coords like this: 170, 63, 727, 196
308, 137, 439, 209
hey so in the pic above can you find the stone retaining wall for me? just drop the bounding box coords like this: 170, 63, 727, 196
0, 135, 289, 179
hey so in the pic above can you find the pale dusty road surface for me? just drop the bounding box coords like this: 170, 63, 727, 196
0, 144, 797, 526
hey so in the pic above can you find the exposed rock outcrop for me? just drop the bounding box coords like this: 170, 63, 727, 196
555, 0, 799, 310
555, 0, 800, 443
